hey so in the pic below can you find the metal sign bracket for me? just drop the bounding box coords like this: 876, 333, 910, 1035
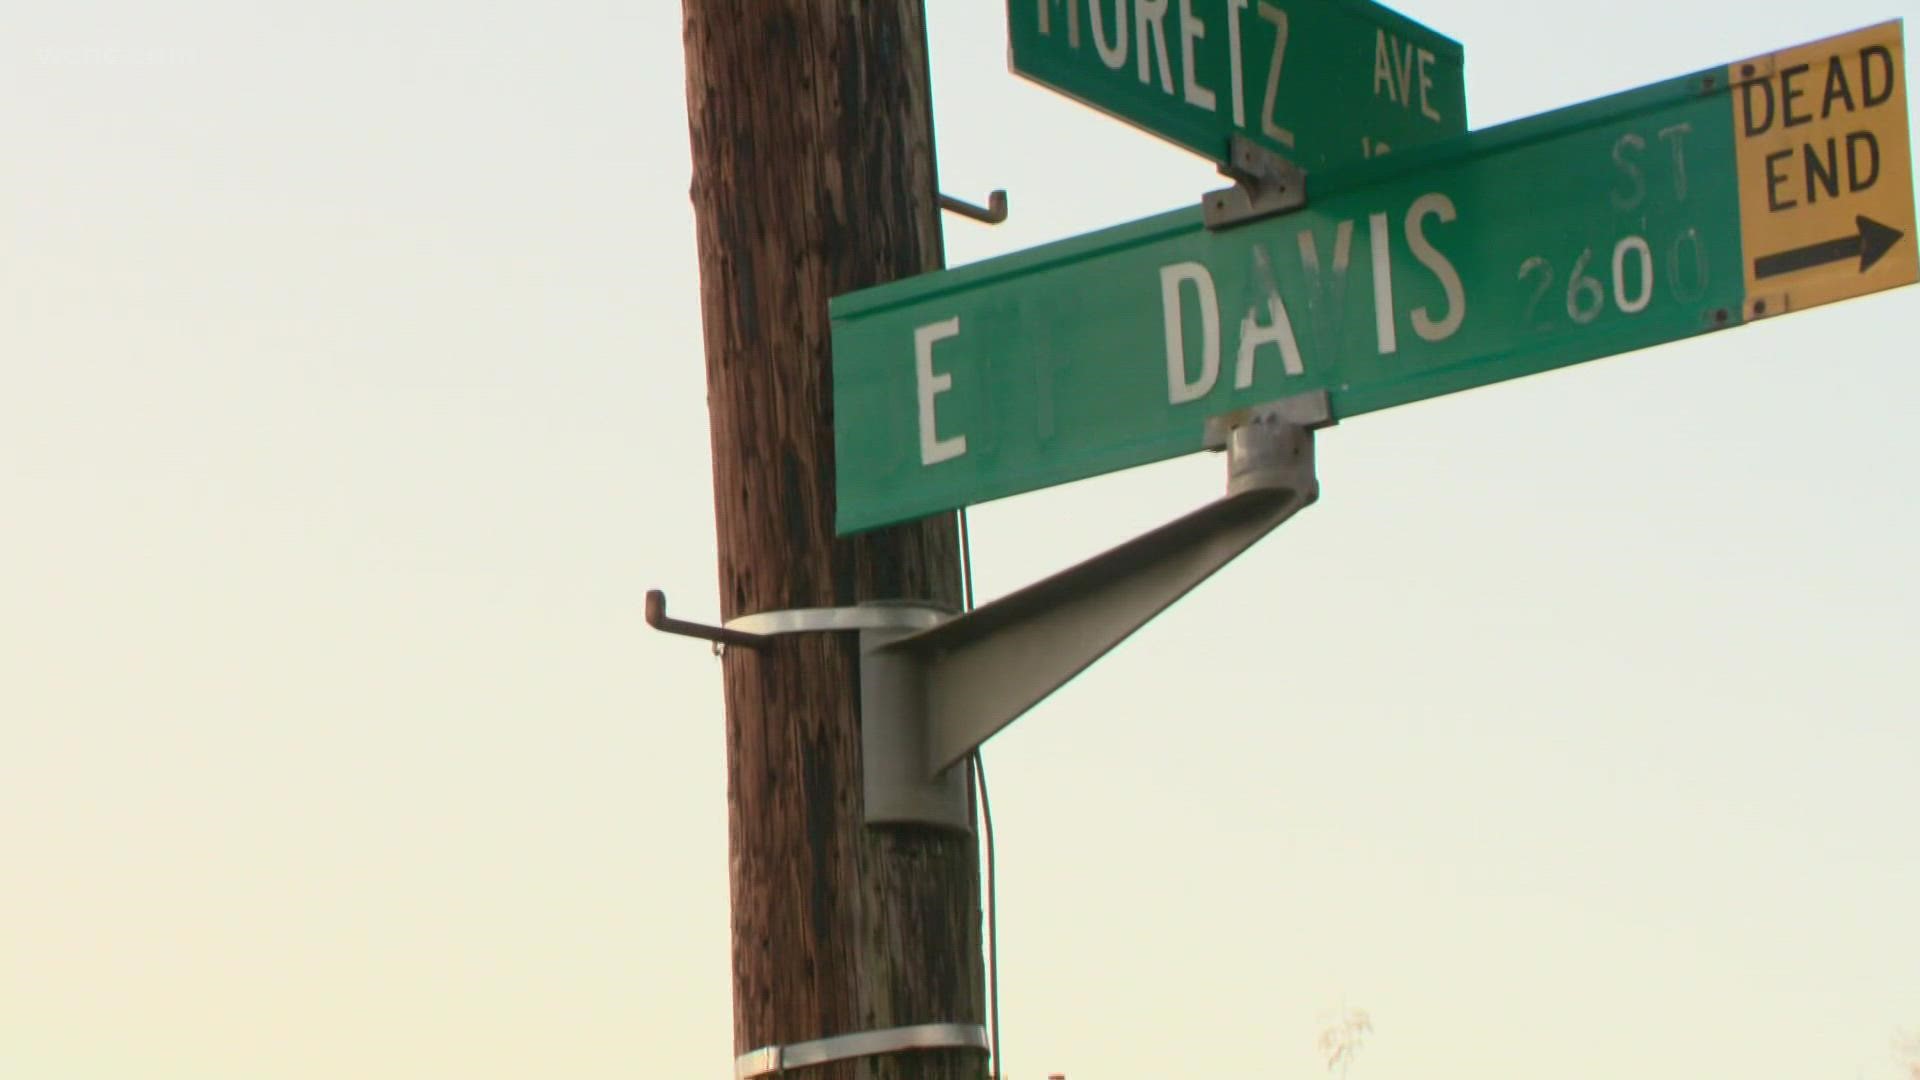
651, 393, 1333, 832
1203, 136, 1308, 229
863, 391, 1332, 829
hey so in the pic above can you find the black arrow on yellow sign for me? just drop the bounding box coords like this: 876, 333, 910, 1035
1754, 215, 1906, 279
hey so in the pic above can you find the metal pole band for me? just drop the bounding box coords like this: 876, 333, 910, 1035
734, 1022, 989, 1079
724, 603, 951, 637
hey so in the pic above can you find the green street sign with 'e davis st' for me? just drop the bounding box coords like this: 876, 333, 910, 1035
833, 21, 1916, 534
1008, 0, 1466, 170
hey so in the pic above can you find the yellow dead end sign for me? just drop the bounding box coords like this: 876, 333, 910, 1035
1735, 20, 1917, 318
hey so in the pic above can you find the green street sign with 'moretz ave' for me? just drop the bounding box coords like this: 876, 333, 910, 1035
833, 21, 1916, 534
1007, 0, 1466, 170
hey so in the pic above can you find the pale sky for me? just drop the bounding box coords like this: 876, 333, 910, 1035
1, 2, 1915, 1079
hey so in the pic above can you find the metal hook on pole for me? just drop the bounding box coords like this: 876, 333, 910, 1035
938, 189, 1009, 225
645, 589, 771, 650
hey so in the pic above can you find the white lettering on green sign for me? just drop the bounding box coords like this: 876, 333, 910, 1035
1028, 0, 1454, 154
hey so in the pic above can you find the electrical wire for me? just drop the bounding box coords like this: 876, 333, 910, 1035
959, 507, 1002, 1080
974, 748, 999, 1080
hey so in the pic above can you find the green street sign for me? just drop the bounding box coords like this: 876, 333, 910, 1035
1007, 0, 1466, 170
834, 22, 1916, 534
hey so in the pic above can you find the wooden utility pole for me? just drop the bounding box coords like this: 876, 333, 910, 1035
680, 3, 985, 1079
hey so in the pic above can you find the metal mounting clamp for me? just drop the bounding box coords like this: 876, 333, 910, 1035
1203, 136, 1307, 229
725, 603, 950, 638
645, 592, 975, 824
735, 1022, 989, 1079
646, 593, 952, 650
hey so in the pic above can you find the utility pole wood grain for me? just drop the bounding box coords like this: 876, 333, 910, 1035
680, 3, 985, 1078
